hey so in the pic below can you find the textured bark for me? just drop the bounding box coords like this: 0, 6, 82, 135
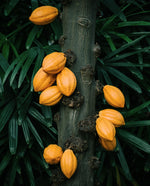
57, 0, 97, 185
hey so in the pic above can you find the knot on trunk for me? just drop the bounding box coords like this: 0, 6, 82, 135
95, 80, 104, 96
64, 136, 88, 153
61, 91, 84, 108
81, 65, 95, 85
78, 17, 91, 28
64, 49, 76, 67
89, 156, 101, 169
78, 115, 97, 133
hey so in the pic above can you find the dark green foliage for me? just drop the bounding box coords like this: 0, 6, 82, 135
0, 0, 150, 186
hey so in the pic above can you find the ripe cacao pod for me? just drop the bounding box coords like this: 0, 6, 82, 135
99, 137, 116, 151
42, 52, 67, 74
56, 67, 77, 96
43, 144, 63, 165
39, 86, 63, 106
33, 67, 56, 92
60, 149, 77, 179
96, 117, 116, 141
103, 85, 125, 108
29, 6, 58, 25
99, 109, 125, 127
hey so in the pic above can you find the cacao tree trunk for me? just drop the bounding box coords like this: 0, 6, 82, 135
57, 0, 97, 185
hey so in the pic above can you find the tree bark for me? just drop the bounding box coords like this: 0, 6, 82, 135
57, 0, 97, 185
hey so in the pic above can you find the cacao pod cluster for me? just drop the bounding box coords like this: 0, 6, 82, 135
33, 51, 77, 106
43, 144, 77, 179
96, 85, 125, 151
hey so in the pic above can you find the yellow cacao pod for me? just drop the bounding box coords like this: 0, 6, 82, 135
43, 144, 63, 165
29, 6, 58, 25
33, 67, 56, 92
39, 86, 63, 106
103, 85, 125, 108
96, 117, 116, 141
99, 137, 116, 151
60, 149, 77, 179
42, 52, 67, 74
99, 109, 125, 127
56, 67, 77, 96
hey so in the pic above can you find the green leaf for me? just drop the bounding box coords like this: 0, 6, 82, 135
41, 105, 52, 124
118, 129, 150, 153
118, 21, 150, 27
104, 34, 116, 51
116, 139, 133, 181
0, 53, 9, 72
109, 31, 132, 43
9, 114, 18, 155
10, 51, 28, 86
21, 120, 30, 144
4, 0, 20, 16
125, 100, 150, 117
101, 69, 112, 85
27, 117, 44, 148
26, 26, 41, 49
0, 99, 16, 133
0, 77, 4, 93
125, 120, 150, 128
105, 67, 142, 93
103, 36, 145, 60
18, 48, 37, 88
24, 157, 35, 186
0, 151, 12, 175
28, 106, 52, 128
8, 157, 18, 186
2, 42, 10, 61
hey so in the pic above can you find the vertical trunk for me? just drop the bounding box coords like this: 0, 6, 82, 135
58, 0, 97, 185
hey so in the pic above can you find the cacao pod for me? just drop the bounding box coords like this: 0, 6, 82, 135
99, 137, 116, 151
43, 144, 63, 164
56, 67, 77, 96
99, 109, 125, 127
42, 52, 67, 74
29, 6, 58, 25
96, 117, 116, 141
33, 67, 56, 92
60, 149, 77, 179
103, 85, 125, 108
39, 86, 63, 106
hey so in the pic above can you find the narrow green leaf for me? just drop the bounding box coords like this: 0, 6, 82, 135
101, 69, 112, 85
0, 99, 16, 133
125, 120, 150, 128
8, 157, 18, 186
10, 51, 28, 86
125, 100, 150, 117
41, 105, 52, 121
4, 0, 20, 16
8, 40, 19, 58
118, 129, 150, 153
0, 77, 4, 93
104, 34, 116, 51
118, 21, 150, 27
116, 139, 133, 181
9, 114, 18, 155
0, 53, 9, 72
50, 19, 62, 40
18, 48, 37, 88
109, 31, 132, 43
0, 151, 12, 175
24, 157, 35, 186
108, 62, 150, 67
26, 26, 41, 49
128, 67, 143, 80
104, 36, 145, 60
28, 106, 52, 127
2, 42, 10, 60
105, 67, 142, 93
21, 120, 30, 144
27, 117, 44, 148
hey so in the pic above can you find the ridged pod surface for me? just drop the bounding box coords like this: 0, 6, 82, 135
42, 52, 67, 74
99, 137, 116, 151
43, 144, 63, 164
33, 67, 56, 92
99, 109, 125, 127
39, 86, 63, 106
96, 117, 116, 141
60, 149, 77, 179
29, 6, 58, 25
103, 85, 125, 108
56, 67, 77, 96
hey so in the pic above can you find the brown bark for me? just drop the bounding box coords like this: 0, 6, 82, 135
57, 0, 97, 185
